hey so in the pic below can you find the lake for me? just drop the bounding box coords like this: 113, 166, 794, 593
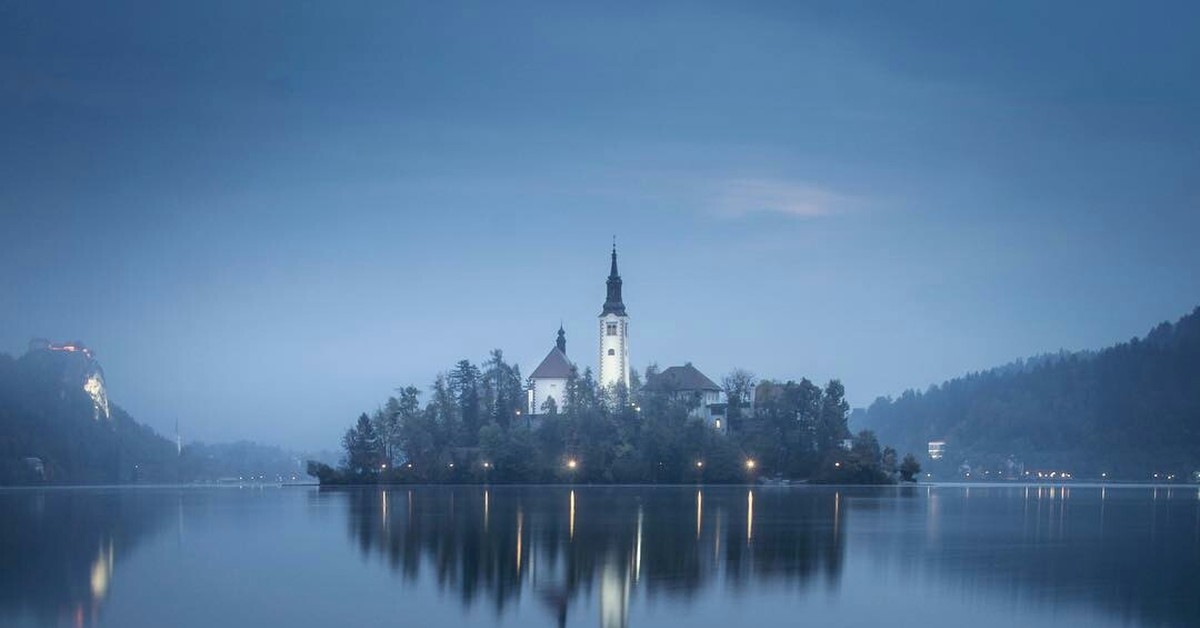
0, 484, 1196, 627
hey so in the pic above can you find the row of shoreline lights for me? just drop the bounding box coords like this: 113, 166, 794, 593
383, 458, 761, 473
568, 458, 758, 471
387, 461, 1185, 482
385, 461, 492, 470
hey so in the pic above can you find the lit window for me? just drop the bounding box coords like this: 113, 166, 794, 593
714, 419, 722, 430
606, 322, 618, 336
608, 348, 615, 356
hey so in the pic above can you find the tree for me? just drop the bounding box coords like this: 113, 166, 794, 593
882, 446, 898, 476
370, 406, 399, 466
305, 460, 340, 484
429, 374, 459, 452
483, 350, 523, 429
899, 454, 921, 482
817, 379, 850, 454
342, 413, 383, 478
721, 368, 756, 425
448, 360, 482, 445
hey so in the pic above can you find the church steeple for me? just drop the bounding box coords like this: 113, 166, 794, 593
556, 325, 567, 354
598, 239, 630, 392
602, 239, 627, 316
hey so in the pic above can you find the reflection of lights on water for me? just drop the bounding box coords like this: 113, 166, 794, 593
484, 490, 489, 530
833, 492, 840, 541
381, 491, 388, 527
714, 510, 721, 560
696, 490, 702, 539
569, 490, 576, 541
634, 506, 643, 581
746, 491, 754, 544
600, 560, 630, 628
90, 540, 114, 601
516, 509, 524, 574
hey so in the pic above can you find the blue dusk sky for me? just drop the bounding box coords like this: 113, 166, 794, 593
2, 1, 1198, 450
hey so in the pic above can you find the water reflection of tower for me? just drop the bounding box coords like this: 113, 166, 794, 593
599, 557, 630, 628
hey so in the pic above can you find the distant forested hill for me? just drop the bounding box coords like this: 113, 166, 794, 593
855, 307, 1200, 478
0, 345, 311, 484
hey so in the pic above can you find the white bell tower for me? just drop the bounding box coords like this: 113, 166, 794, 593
599, 241, 630, 390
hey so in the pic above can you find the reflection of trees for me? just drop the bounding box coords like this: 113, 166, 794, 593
323, 486, 847, 626
0, 489, 173, 626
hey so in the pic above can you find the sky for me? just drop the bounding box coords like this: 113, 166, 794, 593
2, 1, 1198, 450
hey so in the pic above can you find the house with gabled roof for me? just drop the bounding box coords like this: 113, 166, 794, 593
643, 363, 728, 432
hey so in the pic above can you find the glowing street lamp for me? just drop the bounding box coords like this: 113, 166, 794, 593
745, 459, 757, 471
566, 459, 578, 470
695, 461, 704, 469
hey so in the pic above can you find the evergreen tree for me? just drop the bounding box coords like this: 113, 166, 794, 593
342, 413, 383, 478
448, 360, 482, 445
818, 379, 850, 454
899, 453, 921, 482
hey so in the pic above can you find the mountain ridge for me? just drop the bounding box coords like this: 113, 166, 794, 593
855, 306, 1200, 477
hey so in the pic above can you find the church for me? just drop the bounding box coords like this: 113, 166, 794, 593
526, 243, 732, 430
527, 243, 631, 415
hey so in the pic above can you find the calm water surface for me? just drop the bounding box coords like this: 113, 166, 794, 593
1, 484, 1197, 627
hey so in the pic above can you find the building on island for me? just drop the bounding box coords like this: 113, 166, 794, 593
528, 326, 573, 415
642, 363, 727, 431
527, 243, 630, 416
598, 242, 630, 391
525, 243, 728, 435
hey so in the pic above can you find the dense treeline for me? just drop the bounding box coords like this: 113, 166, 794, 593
857, 307, 1200, 478
313, 351, 915, 485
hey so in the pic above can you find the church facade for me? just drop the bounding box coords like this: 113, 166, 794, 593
528, 327, 571, 415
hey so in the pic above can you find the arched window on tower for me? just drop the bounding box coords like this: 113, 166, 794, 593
606, 322, 618, 336
607, 348, 615, 356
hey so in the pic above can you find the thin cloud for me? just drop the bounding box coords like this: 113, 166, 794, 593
714, 179, 854, 218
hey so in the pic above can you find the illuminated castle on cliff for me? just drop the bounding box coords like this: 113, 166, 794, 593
27, 338, 111, 421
